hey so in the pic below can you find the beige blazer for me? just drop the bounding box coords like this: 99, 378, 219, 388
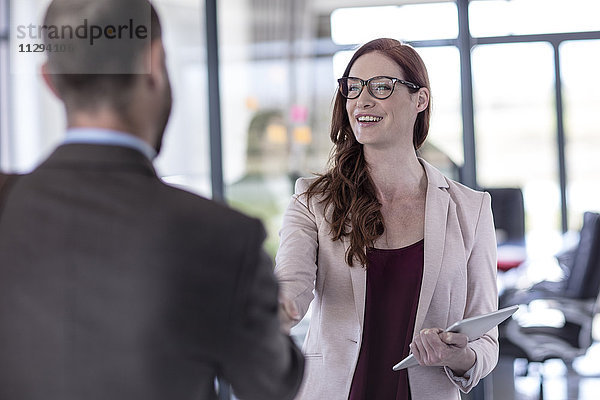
275, 159, 498, 400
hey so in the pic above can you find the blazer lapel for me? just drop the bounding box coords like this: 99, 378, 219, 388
349, 243, 367, 330
413, 159, 450, 337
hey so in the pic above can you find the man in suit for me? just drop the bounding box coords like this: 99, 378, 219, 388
0, 1, 304, 399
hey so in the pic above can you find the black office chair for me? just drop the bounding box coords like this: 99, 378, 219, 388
485, 187, 526, 246
500, 211, 600, 307
497, 212, 600, 399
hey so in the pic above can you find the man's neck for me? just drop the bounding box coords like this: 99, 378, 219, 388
66, 108, 156, 150
64, 128, 158, 161
67, 109, 134, 135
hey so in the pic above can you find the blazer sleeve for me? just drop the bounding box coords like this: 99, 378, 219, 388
220, 220, 304, 400
274, 178, 320, 322
444, 191, 499, 392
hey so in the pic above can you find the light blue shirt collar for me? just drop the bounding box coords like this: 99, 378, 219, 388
63, 128, 157, 160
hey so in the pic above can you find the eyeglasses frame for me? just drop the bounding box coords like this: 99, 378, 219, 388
337, 75, 421, 100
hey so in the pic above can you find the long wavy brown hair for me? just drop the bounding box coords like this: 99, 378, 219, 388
305, 38, 432, 267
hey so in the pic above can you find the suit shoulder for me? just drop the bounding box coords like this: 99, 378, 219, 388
292, 176, 331, 217
157, 180, 264, 236
446, 178, 486, 201
294, 176, 319, 195
0, 173, 8, 190
0, 173, 19, 189
421, 157, 487, 208
445, 178, 491, 225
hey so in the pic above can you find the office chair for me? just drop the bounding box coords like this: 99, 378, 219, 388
500, 211, 600, 307
485, 187, 526, 246
497, 211, 600, 399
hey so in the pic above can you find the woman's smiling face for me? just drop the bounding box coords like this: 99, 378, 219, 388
346, 51, 424, 151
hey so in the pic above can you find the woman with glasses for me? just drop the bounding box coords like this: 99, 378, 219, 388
275, 38, 498, 400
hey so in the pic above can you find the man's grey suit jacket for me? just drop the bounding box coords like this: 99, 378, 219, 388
0, 144, 304, 400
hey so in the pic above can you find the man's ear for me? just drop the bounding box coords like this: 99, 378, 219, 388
41, 62, 61, 99
416, 87, 430, 113
146, 40, 167, 89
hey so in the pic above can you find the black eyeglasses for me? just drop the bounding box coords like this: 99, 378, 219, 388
337, 76, 420, 100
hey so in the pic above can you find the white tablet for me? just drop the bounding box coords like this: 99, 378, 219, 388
392, 305, 519, 371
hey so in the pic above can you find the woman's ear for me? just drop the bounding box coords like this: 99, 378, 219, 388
416, 87, 430, 113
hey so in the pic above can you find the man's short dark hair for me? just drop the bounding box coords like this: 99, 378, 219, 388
43, 0, 162, 112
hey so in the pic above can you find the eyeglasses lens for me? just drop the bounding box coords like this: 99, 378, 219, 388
338, 78, 359, 98
368, 78, 394, 99
339, 77, 394, 99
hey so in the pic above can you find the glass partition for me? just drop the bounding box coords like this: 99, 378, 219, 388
153, 0, 211, 197
416, 46, 462, 178
470, 0, 600, 38
220, 0, 334, 257
472, 42, 559, 234
3, 0, 211, 196
331, 2, 457, 45
560, 40, 600, 230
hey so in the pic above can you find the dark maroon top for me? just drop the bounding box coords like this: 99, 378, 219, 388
348, 239, 424, 400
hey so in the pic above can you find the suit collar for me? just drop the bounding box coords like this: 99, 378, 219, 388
414, 160, 450, 336
419, 157, 450, 189
64, 128, 158, 161
40, 143, 158, 178
349, 252, 366, 329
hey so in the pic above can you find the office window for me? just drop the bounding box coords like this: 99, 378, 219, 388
469, 0, 600, 37
472, 42, 559, 234
330, 2, 458, 45
220, 0, 332, 257
1, 0, 211, 195
153, 0, 211, 197
560, 40, 600, 230
7, 0, 61, 172
417, 46, 462, 172
470, 0, 600, 38
0, 0, 10, 170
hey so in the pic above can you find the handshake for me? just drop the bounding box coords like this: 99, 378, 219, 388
278, 296, 301, 335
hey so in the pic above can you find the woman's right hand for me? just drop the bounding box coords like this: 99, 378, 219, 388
278, 296, 301, 335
